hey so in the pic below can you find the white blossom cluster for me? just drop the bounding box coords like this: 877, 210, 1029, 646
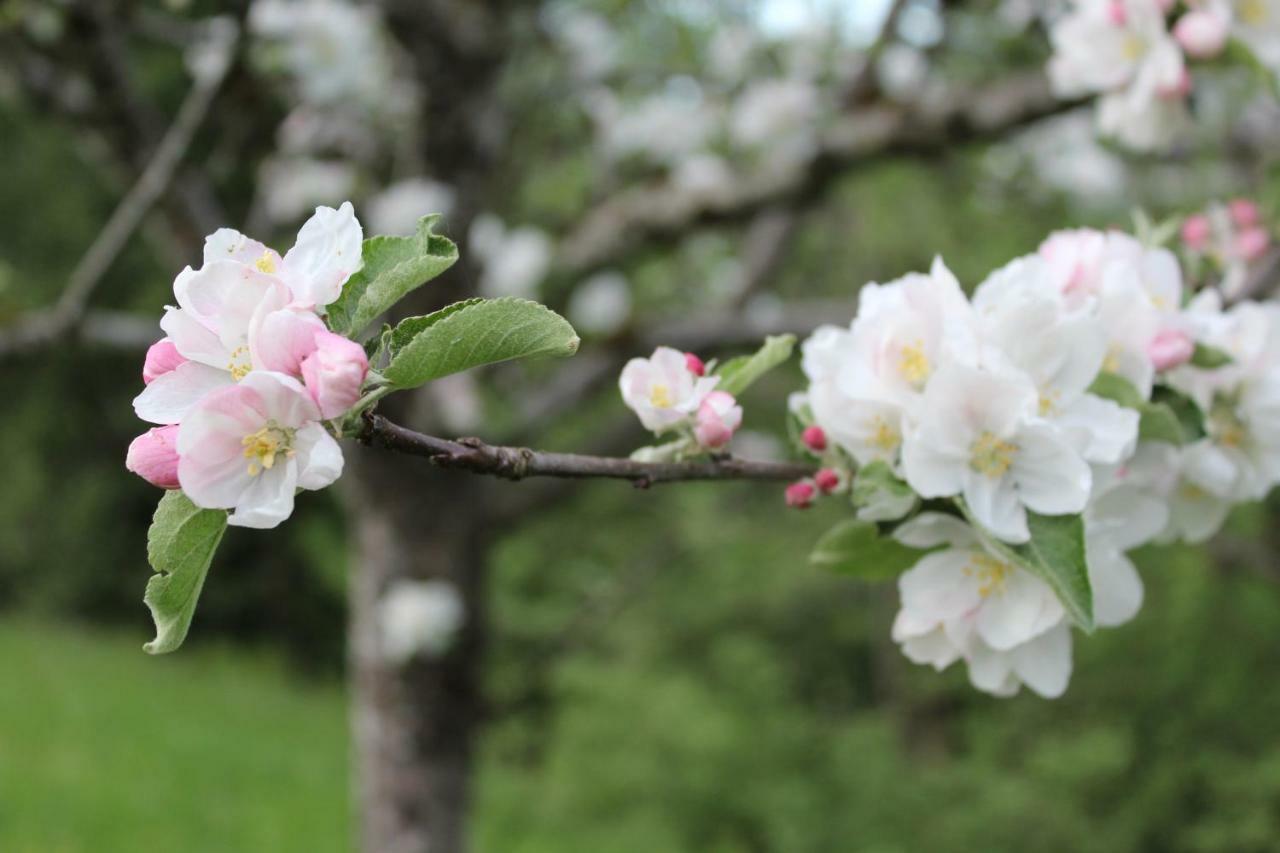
794, 225, 1280, 697
1047, 0, 1280, 150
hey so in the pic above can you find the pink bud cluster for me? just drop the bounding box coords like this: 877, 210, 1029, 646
619, 347, 744, 451
1181, 198, 1272, 298
784, 425, 842, 509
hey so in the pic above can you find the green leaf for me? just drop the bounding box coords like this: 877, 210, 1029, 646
1143, 386, 1208, 446
809, 518, 922, 581
1190, 342, 1233, 369
383, 297, 579, 389
851, 460, 918, 522
714, 334, 795, 396
143, 492, 227, 654
961, 504, 1094, 632
1138, 403, 1185, 445
1224, 37, 1280, 100
1088, 371, 1144, 409
326, 215, 458, 338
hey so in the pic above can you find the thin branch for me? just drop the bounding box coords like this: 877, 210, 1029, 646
0, 20, 238, 358
359, 414, 815, 487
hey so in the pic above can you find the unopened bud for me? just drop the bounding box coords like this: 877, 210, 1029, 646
1181, 214, 1210, 251
1236, 227, 1270, 262
684, 352, 706, 377
1174, 9, 1229, 59
814, 468, 840, 494
785, 480, 816, 509
801, 425, 827, 452
1230, 198, 1261, 229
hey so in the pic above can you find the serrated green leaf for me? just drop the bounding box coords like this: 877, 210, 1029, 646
326, 215, 458, 338
809, 518, 922, 581
383, 297, 579, 389
143, 492, 227, 654
961, 504, 1094, 632
389, 298, 485, 353
1190, 342, 1233, 369
1088, 371, 1145, 409
714, 334, 795, 397
851, 460, 918, 522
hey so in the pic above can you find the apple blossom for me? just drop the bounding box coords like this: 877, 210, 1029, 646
620, 346, 719, 433
142, 339, 187, 385
693, 391, 743, 450
1175, 7, 1230, 57
126, 426, 181, 489
901, 361, 1091, 543
177, 371, 343, 529
301, 330, 370, 419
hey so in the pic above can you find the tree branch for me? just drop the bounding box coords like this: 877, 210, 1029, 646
358, 414, 814, 487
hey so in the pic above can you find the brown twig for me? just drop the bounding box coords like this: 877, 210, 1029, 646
359, 413, 814, 487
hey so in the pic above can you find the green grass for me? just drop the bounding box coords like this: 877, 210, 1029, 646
0, 617, 351, 853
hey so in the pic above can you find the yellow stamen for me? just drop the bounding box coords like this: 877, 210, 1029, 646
1121, 34, 1146, 61
1240, 0, 1268, 25
898, 340, 930, 388
1103, 346, 1122, 374
869, 415, 901, 452
227, 345, 251, 382
970, 431, 1017, 478
1038, 389, 1060, 417
242, 421, 295, 477
649, 384, 673, 409
254, 252, 277, 274
964, 552, 1013, 598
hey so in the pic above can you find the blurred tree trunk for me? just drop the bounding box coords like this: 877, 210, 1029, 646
346, 458, 492, 853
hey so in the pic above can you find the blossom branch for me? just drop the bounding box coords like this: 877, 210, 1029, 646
358, 414, 814, 487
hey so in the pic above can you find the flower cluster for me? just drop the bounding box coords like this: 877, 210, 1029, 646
1047, 0, 1280, 150
793, 225, 1280, 697
619, 347, 744, 453
1181, 198, 1273, 297
126, 204, 369, 529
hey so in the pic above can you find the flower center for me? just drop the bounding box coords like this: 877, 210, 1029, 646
227, 345, 251, 381
254, 251, 277, 274
1210, 401, 1248, 449
898, 340, 930, 388
869, 415, 901, 452
1102, 345, 1122, 374
242, 421, 296, 476
1240, 0, 1269, 25
970, 431, 1017, 478
649, 384, 673, 409
964, 552, 1013, 598
1038, 389, 1060, 417
1121, 33, 1146, 62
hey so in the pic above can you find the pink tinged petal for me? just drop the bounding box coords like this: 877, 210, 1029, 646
160, 307, 226, 367
179, 261, 291, 353
203, 228, 279, 269
294, 423, 344, 490
281, 202, 364, 309
299, 331, 369, 418
1147, 328, 1195, 371
126, 426, 181, 489
142, 338, 187, 384
898, 549, 983, 623
1008, 622, 1073, 699
966, 641, 1020, 697
251, 309, 324, 376
963, 470, 1029, 544
694, 390, 742, 449
227, 462, 298, 529
1010, 423, 1091, 516
1088, 545, 1144, 628
976, 570, 1058, 651
236, 371, 322, 427
132, 361, 233, 425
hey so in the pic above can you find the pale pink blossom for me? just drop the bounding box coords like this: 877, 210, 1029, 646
1147, 327, 1195, 371
177, 371, 343, 529
619, 346, 718, 433
126, 425, 181, 489
693, 390, 742, 449
301, 330, 370, 418
1175, 9, 1230, 58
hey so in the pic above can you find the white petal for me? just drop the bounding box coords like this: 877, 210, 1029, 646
1056, 394, 1139, 464
1010, 422, 1091, 516
227, 461, 299, 529
893, 512, 977, 550
132, 361, 232, 424
295, 423, 344, 491
1088, 545, 1144, 627
901, 428, 966, 498
281, 202, 364, 308
898, 549, 983, 623
203, 228, 275, 268
160, 307, 226, 368
900, 626, 962, 671
1009, 623, 1073, 699
963, 470, 1029, 543
976, 569, 1060, 651
966, 641, 1020, 697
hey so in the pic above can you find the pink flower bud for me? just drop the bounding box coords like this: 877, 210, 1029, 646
684, 352, 706, 377
1107, 0, 1127, 25
694, 390, 742, 449
814, 468, 840, 494
300, 330, 369, 419
1230, 198, 1261, 228
1174, 10, 1229, 59
1158, 67, 1192, 99
801, 425, 827, 452
1235, 227, 1271, 262
1154, 0, 1175, 12
126, 425, 180, 489
1147, 328, 1195, 371
142, 338, 187, 385
785, 480, 815, 509
1181, 214, 1211, 251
